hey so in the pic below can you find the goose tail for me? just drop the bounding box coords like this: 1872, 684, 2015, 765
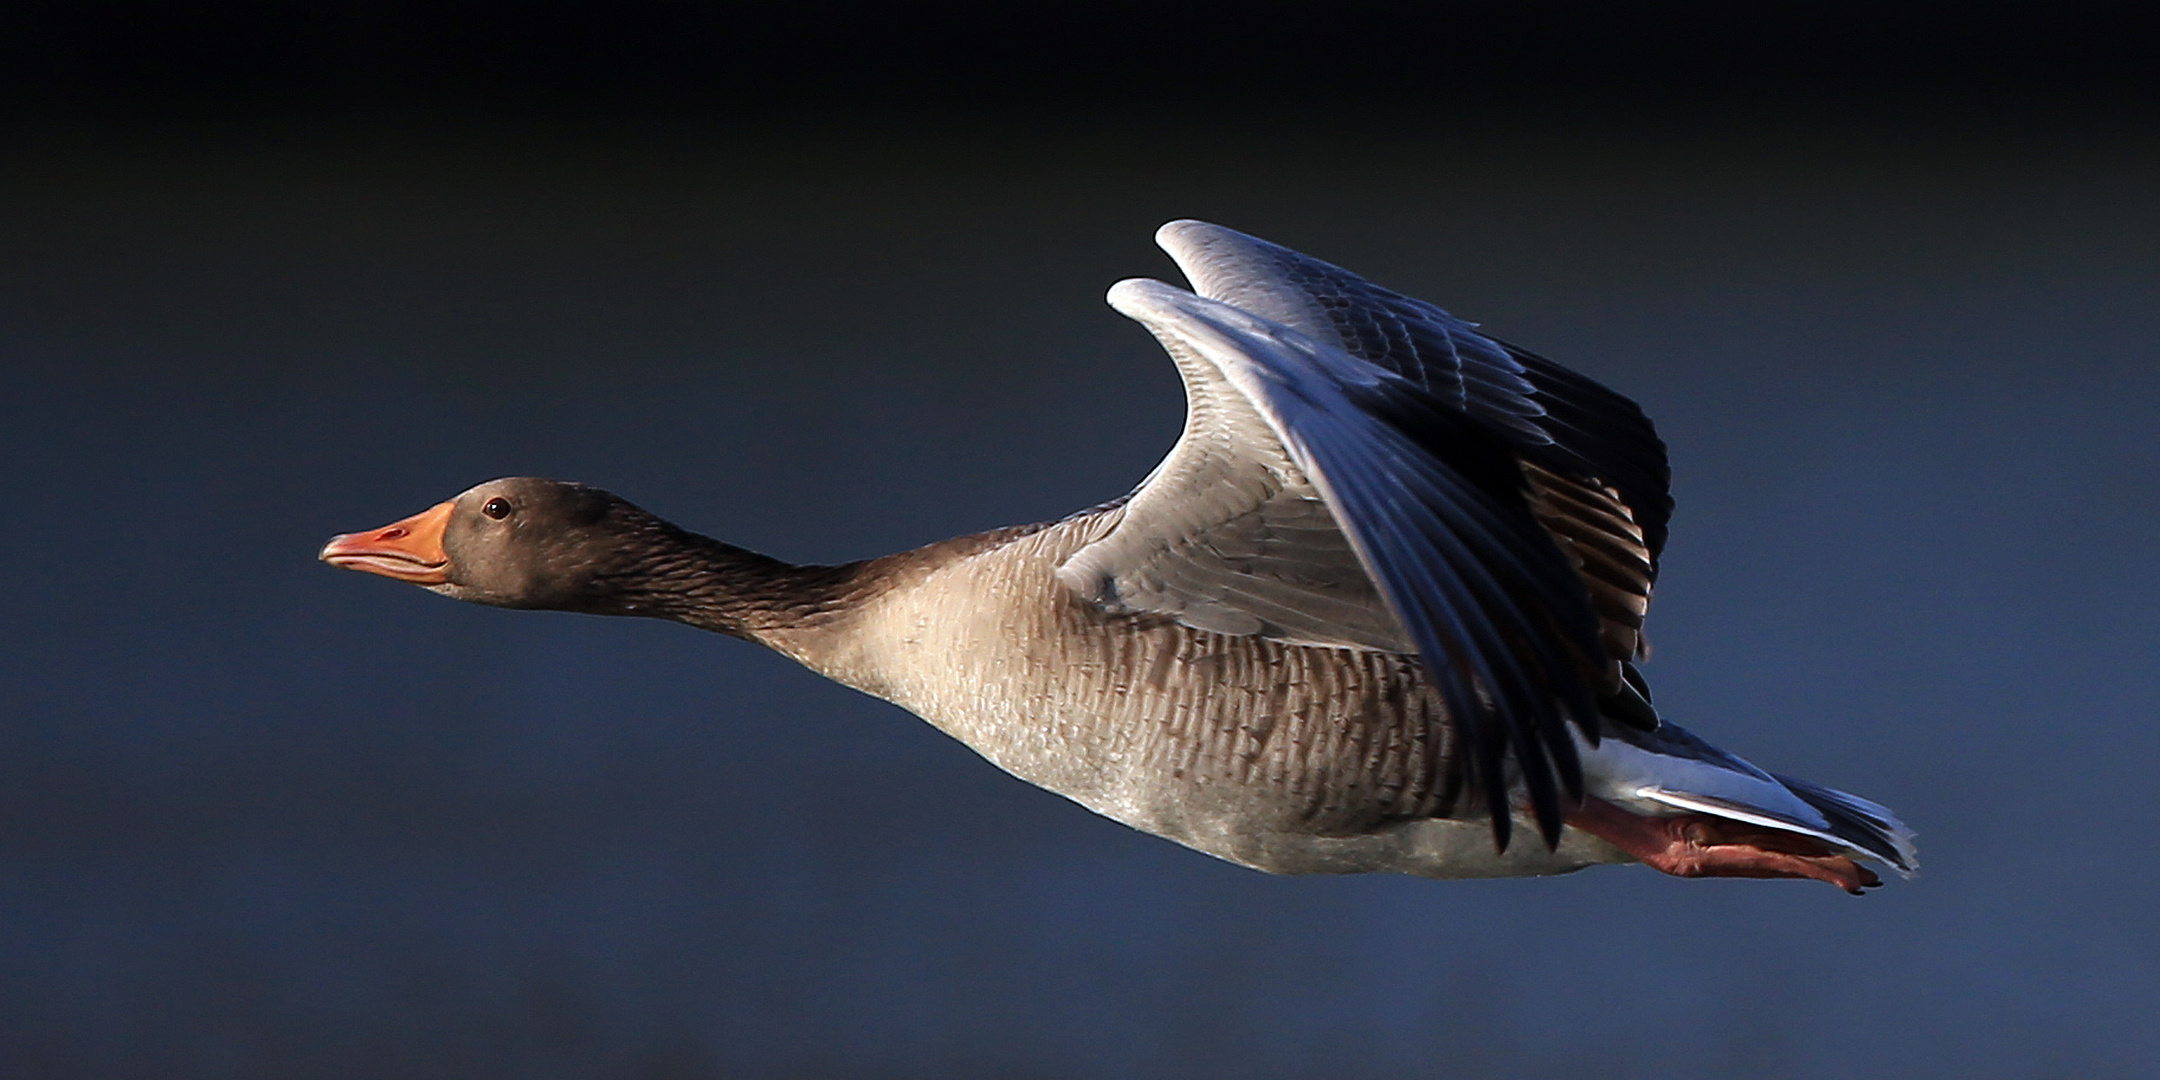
1578, 722, 1918, 884
1770, 772, 1920, 876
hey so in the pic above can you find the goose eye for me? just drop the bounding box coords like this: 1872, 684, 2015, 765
482, 497, 513, 520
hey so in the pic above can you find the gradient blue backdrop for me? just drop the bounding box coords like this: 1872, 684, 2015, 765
3, 49, 2158, 1078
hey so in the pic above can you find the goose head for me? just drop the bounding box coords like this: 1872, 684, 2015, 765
320, 477, 659, 612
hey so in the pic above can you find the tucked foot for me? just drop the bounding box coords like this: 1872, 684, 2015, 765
1567, 797, 1883, 895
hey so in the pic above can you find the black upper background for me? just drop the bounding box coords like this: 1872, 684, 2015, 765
6, 1, 2155, 125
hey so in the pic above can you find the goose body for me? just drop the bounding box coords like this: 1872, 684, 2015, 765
324, 221, 1915, 891
785, 513, 1626, 879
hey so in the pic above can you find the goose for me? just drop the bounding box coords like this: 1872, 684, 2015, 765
322, 220, 1915, 892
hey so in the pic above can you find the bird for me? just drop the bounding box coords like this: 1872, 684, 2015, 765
322, 220, 1915, 892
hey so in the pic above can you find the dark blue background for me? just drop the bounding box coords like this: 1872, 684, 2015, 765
4, 6, 2158, 1076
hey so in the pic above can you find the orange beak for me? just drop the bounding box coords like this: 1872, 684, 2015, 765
320, 500, 455, 584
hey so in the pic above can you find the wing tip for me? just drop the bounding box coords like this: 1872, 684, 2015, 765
1154, 218, 1219, 252
1155, 219, 1276, 283
1105, 276, 1180, 317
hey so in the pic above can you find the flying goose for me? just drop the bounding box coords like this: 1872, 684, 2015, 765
322, 221, 1915, 892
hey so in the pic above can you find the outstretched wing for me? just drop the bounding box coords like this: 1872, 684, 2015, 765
1062, 278, 1608, 849
1156, 221, 1671, 678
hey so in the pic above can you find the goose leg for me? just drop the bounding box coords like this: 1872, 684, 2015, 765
1565, 797, 1882, 895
